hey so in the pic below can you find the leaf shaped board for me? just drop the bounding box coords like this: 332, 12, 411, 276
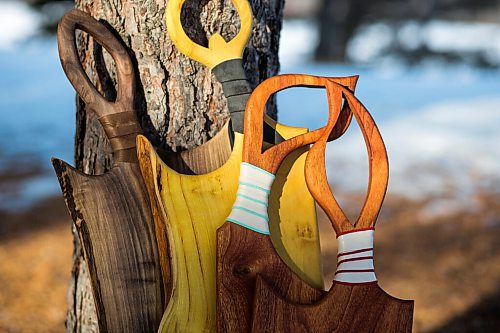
137, 123, 320, 333
216, 74, 363, 332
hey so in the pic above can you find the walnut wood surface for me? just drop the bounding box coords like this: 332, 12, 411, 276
249, 85, 414, 332
52, 160, 164, 333
252, 278, 414, 332
58, 9, 141, 163
54, 10, 164, 332
217, 76, 356, 332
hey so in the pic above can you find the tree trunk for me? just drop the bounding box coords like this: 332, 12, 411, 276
315, 0, 365, 62
66, 0, 284, 331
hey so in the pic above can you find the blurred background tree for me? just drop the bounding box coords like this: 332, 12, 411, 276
24, 0, 73, 33
313, 0, 500, 67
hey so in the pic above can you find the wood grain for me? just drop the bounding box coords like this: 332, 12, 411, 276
68, 1, 287, 329
54, 10, 164, 332
161, 121, 233, 174
252, 279, 414, 332
137, 118, 326, 332
52, 160, 164, 333
249, 84, 414, 332
216, 76, 358, 332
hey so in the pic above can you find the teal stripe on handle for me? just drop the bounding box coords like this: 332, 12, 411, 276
236, 194, 268, 206
227, 218, 270, 235
232, 206, 268, 221
239, 182, 271, 194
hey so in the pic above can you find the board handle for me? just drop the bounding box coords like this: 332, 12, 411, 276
211, 59, 251, 133
242, 74, 358, 174
305, 85, 389, 235
166, 0, 253, 134
166, 0, 252, 69
58, 9, 142, 163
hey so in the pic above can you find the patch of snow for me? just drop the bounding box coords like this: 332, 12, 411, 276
0, 2, 40, 51
325, 97, 500, 204
423, 20, 500, 57
347, 19, 500, 65
279, 19, 319, 66
347, 22, 394, 63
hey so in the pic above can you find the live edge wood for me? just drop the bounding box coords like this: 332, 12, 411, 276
54, 10, 164, 332
52, 160, 164, 333
249, 86, 414, 332
216, 75, 357, 332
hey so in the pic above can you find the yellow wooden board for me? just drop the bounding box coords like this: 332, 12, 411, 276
137, 126, 322, 333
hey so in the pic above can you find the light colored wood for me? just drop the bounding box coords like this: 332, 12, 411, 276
166, 0, 253, 69
54, 10, 164, 332
162, 122, 233, 174
137, 120, 324, 332
216, 76, 357, 332
250, 84, 414, 332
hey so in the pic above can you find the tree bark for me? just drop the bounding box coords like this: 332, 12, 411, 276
67, 0, 284, 331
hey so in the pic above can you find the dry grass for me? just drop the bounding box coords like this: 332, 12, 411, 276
0, 190, 498, 332
0, 198, 72, 333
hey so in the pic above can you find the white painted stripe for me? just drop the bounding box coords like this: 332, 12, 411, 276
338, 250, 374, 261
227, 163, 275, 234
337, 230, 374, 254
334, 272, 377, 284
336, 259, 374, 271
334, 229, 377, 284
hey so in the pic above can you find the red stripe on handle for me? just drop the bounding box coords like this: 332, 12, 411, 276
337, 248, 373, 258
337, 256, 374, 266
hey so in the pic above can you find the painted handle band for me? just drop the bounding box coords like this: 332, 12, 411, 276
212, 59, 252, 133
334, 229, 377, 284
227, 162, 275, 234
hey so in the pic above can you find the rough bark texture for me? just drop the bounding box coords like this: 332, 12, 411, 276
67, 0, 284, 331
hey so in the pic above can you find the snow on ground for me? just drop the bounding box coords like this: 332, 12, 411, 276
279, 19, 319, 66
324, 97, 500, 209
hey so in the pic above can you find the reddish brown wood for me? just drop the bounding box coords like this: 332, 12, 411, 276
216, 76, 356, 332
249, 86, 414, 332
252, 278, 414, 332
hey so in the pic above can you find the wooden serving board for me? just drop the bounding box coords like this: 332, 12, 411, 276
53, 10, 164, 332
216, 74, 365, 332
247, 82, 414, 332
137, 121, 323, 333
